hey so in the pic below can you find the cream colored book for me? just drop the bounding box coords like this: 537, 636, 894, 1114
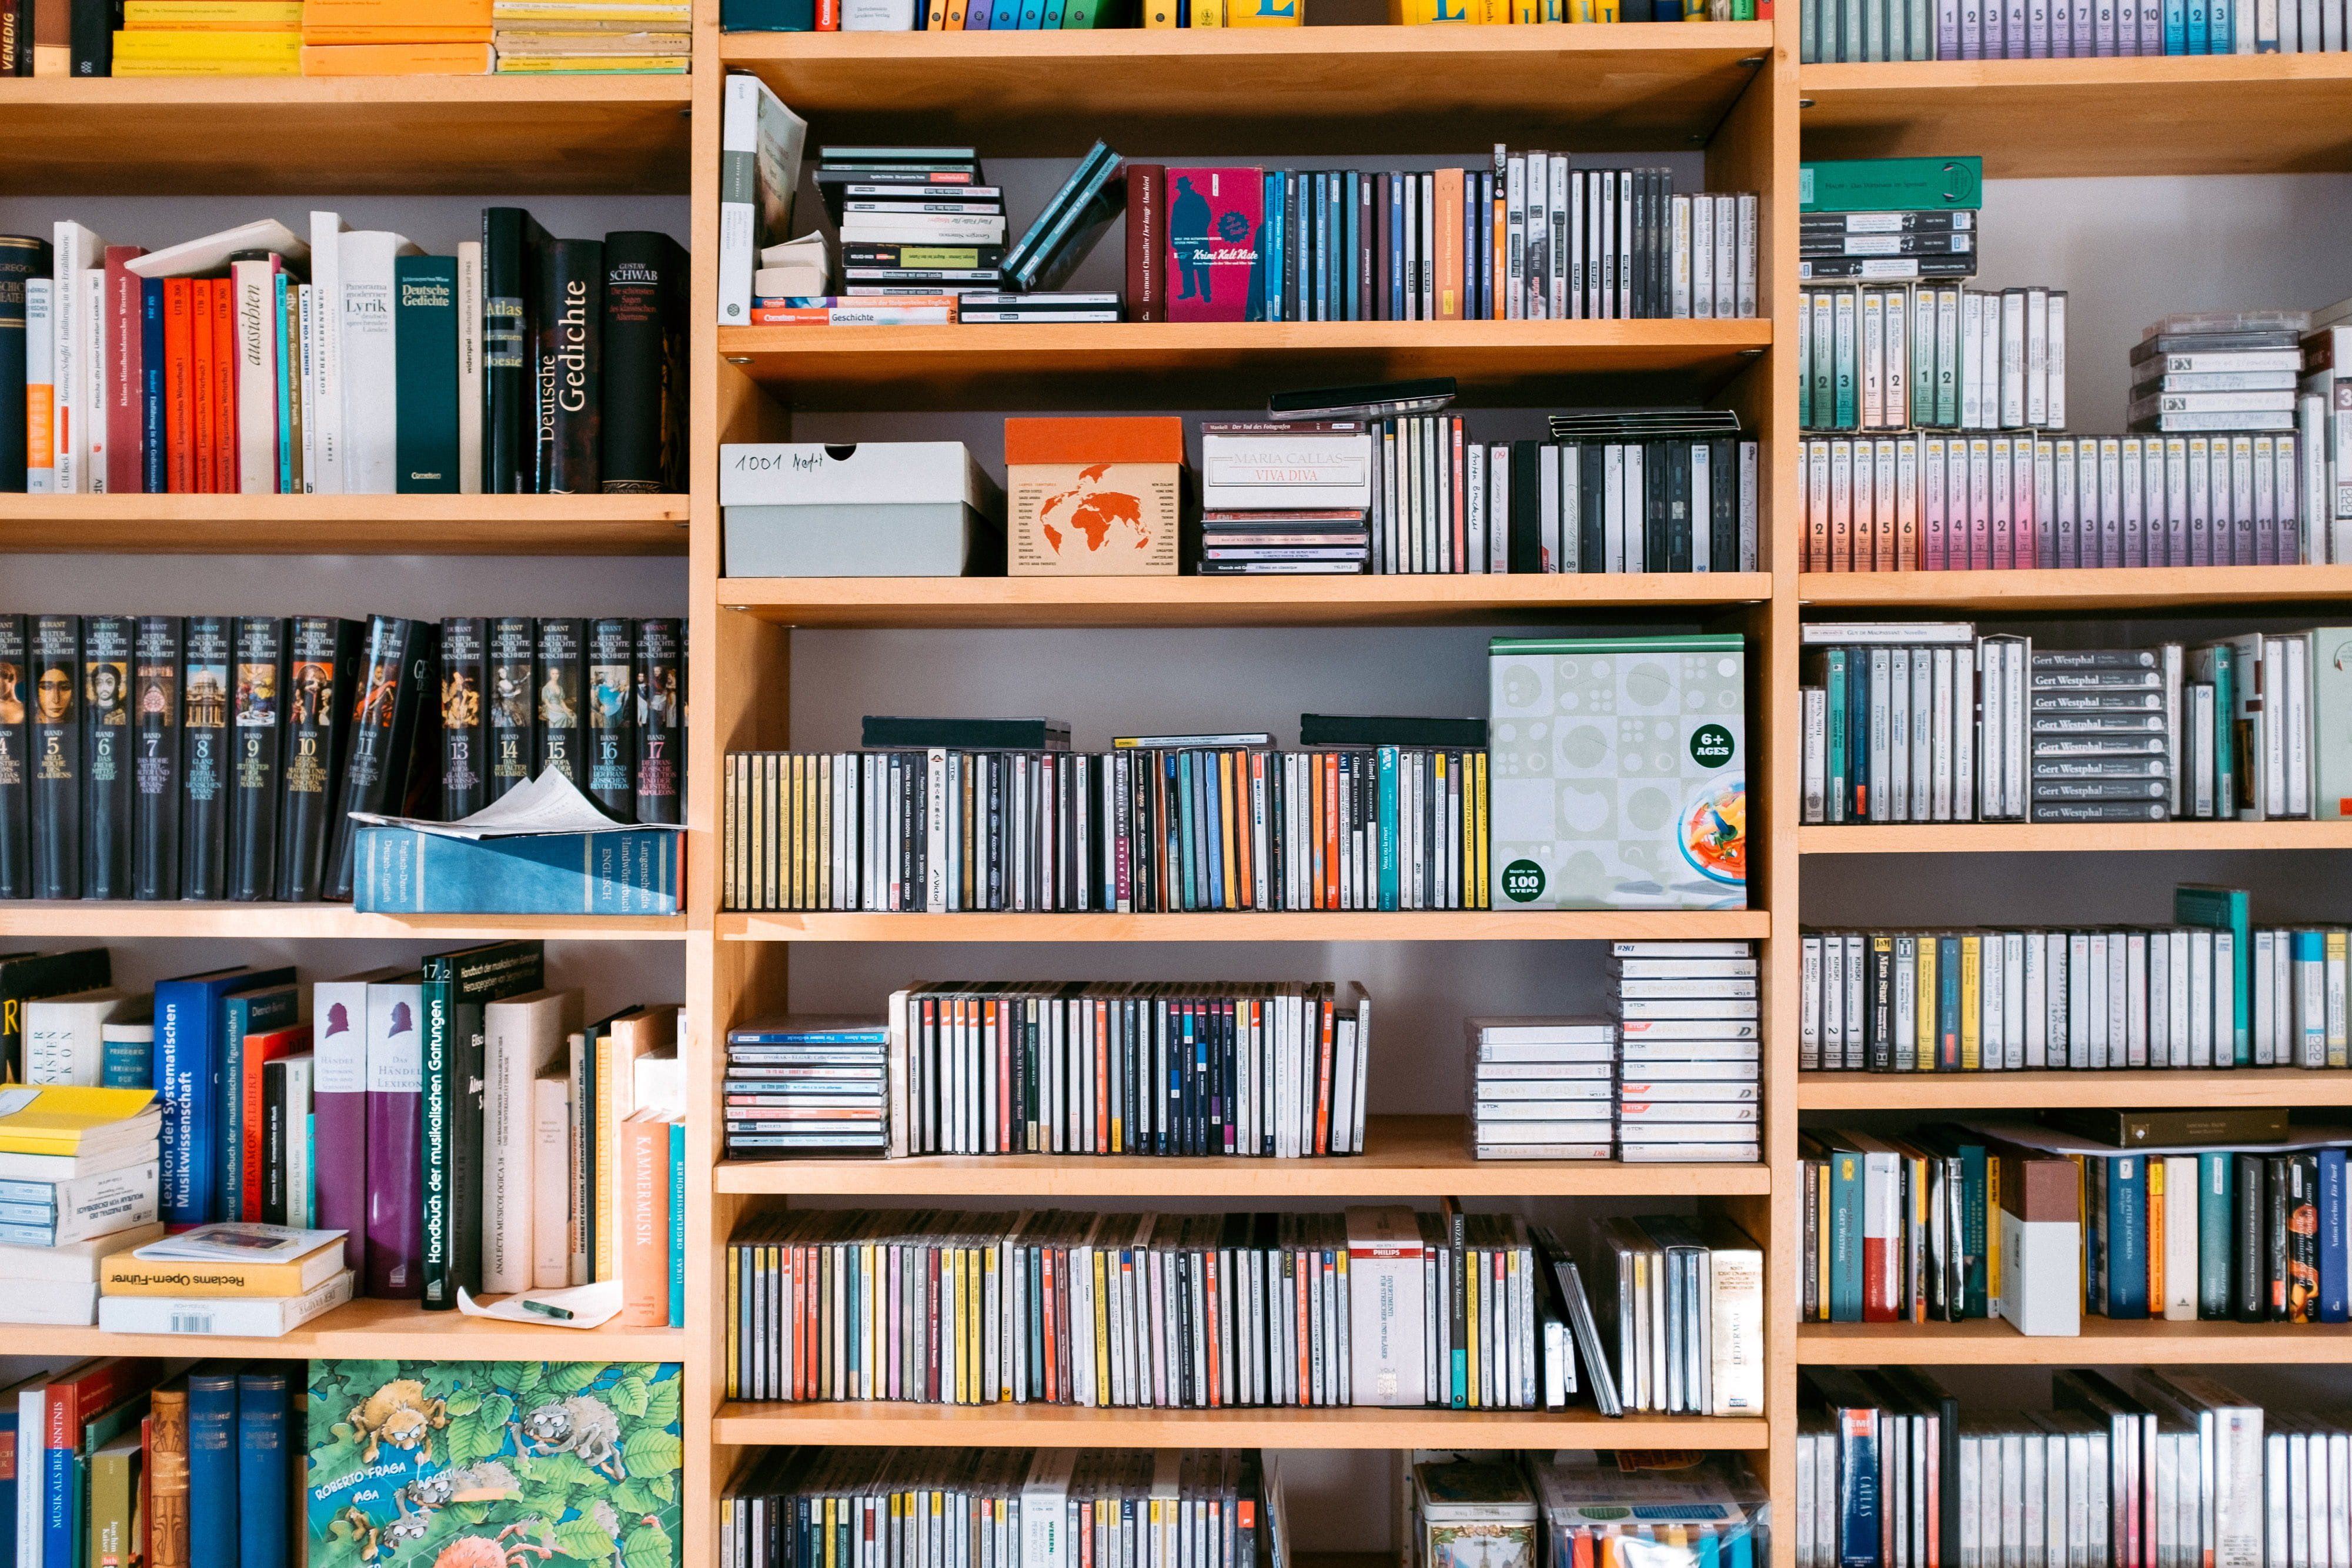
593, 1004, 679, 1282
482, 988, 580, 1294
531, 1069, 571, 1290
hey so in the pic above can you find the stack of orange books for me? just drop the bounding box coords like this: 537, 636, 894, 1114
298, 0, 493, 73
111, 1, 302, 76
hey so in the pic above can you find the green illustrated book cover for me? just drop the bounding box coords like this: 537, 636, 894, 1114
306, 1359, 683, 1568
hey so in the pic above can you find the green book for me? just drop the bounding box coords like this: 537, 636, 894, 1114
1832, 291, 1859, 430
1800, 155, 1984, 213
2198, 1150, 2236, 1319
89, 1429, 143, 1568
393, 255, 459, 494
418, 939, 546, 1309
2177, 884, 2253, 1066
1809, 293, 1836, 430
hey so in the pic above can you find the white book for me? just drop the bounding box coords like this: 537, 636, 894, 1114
339, 229, 423, 496
232, 257, 280, 494
126, 218, 308, 282
841, 0, 916, 24
25, 278, 53, 492
296, 285, 318, 492
308, 211, 350, 494
483, 988, 582, 1294
84, 269, 106, 493
275, 1052, 315, 1228
0, 1278, 99, 1326
16, 1379, 51, 1568
98, 1268, 355, 1338
51, 222, 103, 494
23, 989, 132, 1086
720, 74, 807, 327
457, 240, 485, 496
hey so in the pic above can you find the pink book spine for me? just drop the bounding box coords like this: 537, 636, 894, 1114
312, 979, 373, 1280
104, 246, 146, 496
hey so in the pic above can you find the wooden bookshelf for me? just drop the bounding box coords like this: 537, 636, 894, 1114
1798, 1319, 2352, 1365
1798, 822, 2352, 854
0, 76, 693, 195
0, 904, 687, 941
0, 494, 692, 555
1797, 54, 2352, 177
721, 573, 1774, 628
1799, 1068, 2352, 1111
5, 1296, 686, 1362
717, 909, 1773, 942
1799, 565, 2352, 610
715, 1116, 1773, 1196
719, 22, 1775, 156
717, 319, 1772, 412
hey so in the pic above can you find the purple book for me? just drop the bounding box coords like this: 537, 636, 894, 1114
312, 965, 407, 1279
364, 969, 426, 1298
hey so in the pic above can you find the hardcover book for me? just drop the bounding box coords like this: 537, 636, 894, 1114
533, 238, 603, 494
480, 206, 550, 493
632, 618, 681, 825
440, 617, 489, 820
30, 613, 81, 899
225, 615, 288, 902
276, 616, 364, 902
1165, 166, 1264, 323
600, 231, 689, 496
131, 615, 183, 901
417, 939, 545, 1309
585, 617, 636, 821
80, 614, 134, 900
488, 615, 536, 803
179, 615, 232, 900
393, 254, 460, 494
534, 617, 585, 791
0, 614, 27, 899
324, 614, 439, 903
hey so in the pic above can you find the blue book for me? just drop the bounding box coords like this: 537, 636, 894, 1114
1203, 755, 1225, 911
237, 1370, 289, 1568
2209, 0, 2231, 42
1826, 1144, 1864, 1322
1936, 935, 1962, 1069
2198, 1151, 2235, 1319
1040, 0, 1067, 27
2103, 1156, 2149, 1319
140, 279, 165, 495
1388, 173, 1405, 321
2163, 0, 2186, 45
101, 1027, 151, 1088
2322, 1148, 2348, 1323
155, 966, 297, 1226
1344, 172, 1361, 322
0, 1402, 14, 1562
1378, 747, 1399, 910
2177, 884, 2252, 1064
218, 981, 300, 1223
188, 1369, 239, 1568
275, 273, 293, 495
2186, 0, 2208, 45
1262, 172, 1284, 323
349, 826, 679, 916
669, 1118, 686, 1328
1174, 753, 1197, 910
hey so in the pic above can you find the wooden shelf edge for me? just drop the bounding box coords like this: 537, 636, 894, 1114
1799, 566, 2352, 610
1, 75, 694, 107
719, 319, 1772, 357
1799, 52, 2352, 91
710, 1402, 1770, 1449
1798, 1319, 2352, 1365
717, 909, 1770, 942
1799, 1068, 2352, 1111
0, 903, 689, 941
3, 1302, 687, 1362
0, 494, 691, 556
1799, 822, 2352, 854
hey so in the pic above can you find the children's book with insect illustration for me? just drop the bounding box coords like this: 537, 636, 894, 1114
305, 1360, 684, 1568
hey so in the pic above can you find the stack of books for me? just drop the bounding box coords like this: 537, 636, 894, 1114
956, 291, 1122, 324
1610, 941, 1760, 1163
298, 0, 495, 75
759, 143, 1005, 326
0, 1084, 165, 1326
723, 1015, 890, 1160
109, 1, 303, 76
2129, 309, 2307, 436
98, 1221, 354, 1336
490, 0, 690, 71
1464, 1017, 1616, 1161
1198, 420, 1372, 575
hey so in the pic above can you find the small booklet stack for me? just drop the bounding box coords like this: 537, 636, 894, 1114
97, 1221, 354, 1338
1610, 941, 1760, 1164
0, 1085, 165, 1325
1197, 420, 1373, 575
1464, 1017, 1616, 1161
723, 1016, 890, 1160
2129, 310, 2307, 436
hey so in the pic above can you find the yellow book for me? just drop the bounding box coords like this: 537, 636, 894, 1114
111, 26, 300, 56
1591, 0, 1616, 18
2331, 930, 2349, 1066
1958, 934, 1982, 1069
123, 1, 301, 27
1225, 0, 1302, 22
0, 1086, 156, 1154
1915, 935, 1938, 1071
1142, 0, 1180, 25
111, 54, 300, 69
300, 39, 492, 69
300, 23, 493, 39
1188, 0, 1222, 23
2147, 1158, 2166, 1309
492, 1, 687, 16
1986, 1155, 2000, 1305
99, 1238, 343, 1298
301, 0, 491, 23
1474, 753, 1488, 907
493, 54, 683, 68
1092, 1248, 1111, 1402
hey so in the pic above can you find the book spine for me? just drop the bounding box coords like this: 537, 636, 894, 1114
481, 207, 535, 493
532, 1072, 570, 1289
103, 247, 144, 497
419, 956, 458, 1309
231, 258, 277, 494
621, 1113, 671, 1326
393, 254, 459, 493
0, 614, 28, 898
455, 240, 482, 496
586, 616, 637, 821
325, 614, 436, 902
131, 614, 183, 900
351, 825, 680, 916
1126, 165, 1165, 323
366, 977, 424, 1298
633, 617, 682, 824
156, 978, 219, 1224
79, 613, 133, 899
232, 1372, 287, 1568
148, 1385, 188, 1568
225, 614, 286, 902
182, 1376, 236, 1568
0, 238, 38, 493
261, 1054, 287, 1224
487, 614, 535, 803
312, 978, 370, 1278
141, 278, 164, 494
178, 615, 230, 900
439, 617, 489, 820
273, 616, 356, 902
68, 0, 107, 75
29, 614, 80, 900
599, 231, 686, 494
534, 616, 585, 790
533, 237, 603, 494
207, 276, 235, 492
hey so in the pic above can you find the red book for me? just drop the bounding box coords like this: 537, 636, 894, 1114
164, 280, 194, 494
210, 277, 236, 492
238, 1023, 310, 1221
618, 1112, 672, 1329
1124, 164, 1164, 324
103, 246, 147, 496
817, 0, 838, 24
190, 280, 215, 493
44, 1359, 163, 1475
1165, 167, 1263, 324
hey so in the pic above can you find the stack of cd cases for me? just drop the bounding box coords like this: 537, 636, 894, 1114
1610, 941, 1762, 1163
1464, 1017, 1616, 1159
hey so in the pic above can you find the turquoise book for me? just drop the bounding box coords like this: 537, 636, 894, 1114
351, 826, 680, 917
394, 255, 460, 494
2176, 884, 2252, 1065
308, 1360, 683, 1568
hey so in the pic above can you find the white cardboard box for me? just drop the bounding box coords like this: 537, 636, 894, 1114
720, 442, 1004, 577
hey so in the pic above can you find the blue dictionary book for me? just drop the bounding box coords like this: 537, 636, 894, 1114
238, 1370, 289, 1568
668, 1119, 686, 1328
2176, 884, 2252, 1064
141, 280, 165, 496
1378, 747, 1399, 911
188, 1368, 239, 1568
2103, 1155, 2149, 1319
218, 981, 300, 1223
155, 965, 297, 1226
2321, 1148, 2348, 1323
350, 827, 679, 917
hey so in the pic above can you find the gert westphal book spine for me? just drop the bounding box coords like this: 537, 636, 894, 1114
30, 613, 81, 900
132, 613, 183, 901
633, 616, 681, 825
439, 616, 489, 820
179, 614, 231, 900
487, 614, 534, 802
599, 230, 689, 495
533, 237, 603, 494
586, 616, 636, 821
533, 616, 584, 791
226, 614, 288, 902
275, 615, 362, 902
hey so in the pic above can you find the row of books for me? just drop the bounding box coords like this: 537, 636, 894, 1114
1803, 0, 2352, 61
44, 0, 688, 75
1797, 1368, 2340, 1568
720, 733, 1492, 914
1799, 282, 2065, 432
1799, 624, 2351, 825
1798, 1116, 2352, 1331
0, 611, 685, 904
721, 0, 1766, 25
1797, 430, 2323, 573
1409, 1453, 1765, 1568
0, 209, 687, 496
1799, 898, 2351, 1072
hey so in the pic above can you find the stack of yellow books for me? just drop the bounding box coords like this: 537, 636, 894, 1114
299, 0, 493, 73
491, 0, 689, 72
111, 0, 302, 77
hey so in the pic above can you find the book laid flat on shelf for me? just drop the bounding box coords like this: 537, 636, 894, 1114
349, 768, 682, 915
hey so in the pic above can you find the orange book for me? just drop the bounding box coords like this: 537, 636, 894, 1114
1321, 753, 1339, 910
298, 0, 489, 22
943, 0, 968, 22
239, 1024, 310, 1221
618, 1110, 673, 1329
1491, 188, 1505, 322
2147, 1159, 2166, 1312
300, 24, 492, 40
190, 279, 216, 494
300, 40, 492, 71
1218, 751, 1238, 911
1434, 168, 1465, 322
163, 279, 194, 494
210, 277, 236, 492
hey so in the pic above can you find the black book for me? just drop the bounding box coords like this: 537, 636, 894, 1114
533, 238, 603, 495
0, 948, 111, 1081
130, 616, 183, 901
1506, 439, 1542, 575
0, 614, 26, 897
861, 716, 1070, 751
178, 616, 231, 900
325, 616, 440, 902
633, 617, 681, 825
486, 616, 535, 803
534, 618, 585, 790
439, 617, 489, 821
2267, 1152, 2291, 1322
225, 617, 288, 902
28, 614, 80, 900
69, 0, 109, 75
481, 206, 551, 494
275, 616, 363, 902
2236, 1151, 2267, 1323
1297, 714, 1485, 750
1579, 445, 1605, 573
1709, 436, 1738, 569
261, 1052, 293, 1225
1643, 440, 1670, 571
599, 232, 689, 496
0, 236, 49, 492
1667, 439, 1695, 573
584, 617, 636, 821
419, 938, 545, 1309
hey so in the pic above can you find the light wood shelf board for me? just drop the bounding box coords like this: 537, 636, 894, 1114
0, 494, 691, 556
0, 902, 687, 941
712, 1401, 1770, 1449
1798, 55, 2352, 176
6, 1296, 686, 1361
719, 24, 1774, 156
715, 1116, 1769, 1196
1799, 822, 2352, 854
1798, 566, 2352, 611
717, 319, 1771, 412
1799, 1318, 2352, 1364
719, 909, 1772, 942
1799, 1068, 2352, 1111
0, 76, 693, 195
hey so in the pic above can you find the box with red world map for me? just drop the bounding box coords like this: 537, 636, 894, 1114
1005, 416, 1184, 576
